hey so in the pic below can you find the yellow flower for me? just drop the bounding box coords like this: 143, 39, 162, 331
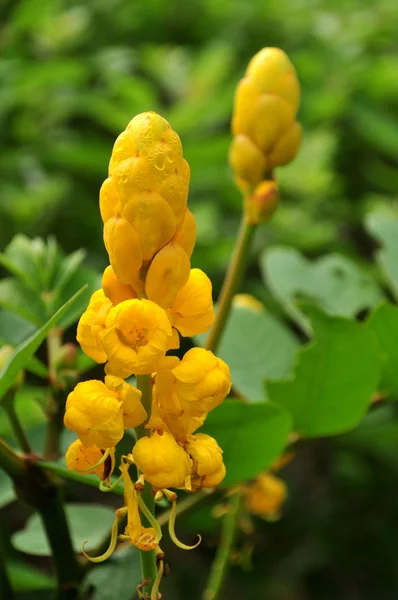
145, 241, 191, 309
120, 461, 158, 551
103, 298, 173, 377
230, 47, 301, 193
76, 289, 112, 363
201, 463, 226, 488
102, 265, 136, 305
232, 293, 265, 313
172, 209, 197, 258
105, 375, 147, 428
133, 431, 192, 489
159, 348, 231, 417
244, 473, 287, 520
103, 216, 144, 293
65, 439, 115, 481
185, 433, 224, 477
169, 269, 215, 337
64, 380, 124, 449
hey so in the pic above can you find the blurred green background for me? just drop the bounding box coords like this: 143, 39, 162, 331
1, 0, 398, 598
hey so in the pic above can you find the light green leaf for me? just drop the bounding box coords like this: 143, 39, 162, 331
0, 286, 87, 400
0, 310, 35, 345
82, 548, 141, 600
55, 266, 101, 330
12, 504, 115, 556
0, 234, 45, 292
367, 303, 398, 399
0, 278, 47, 325
26, 356, 49, 379
215, 305, 299, 401
0, 386, 47, 437
261, 247, 383, 333
365, 209, 398, 298
53, 249, 86, 295
200, 400, 292, 487
267, 312, 381, 437
0, 468, 15, 507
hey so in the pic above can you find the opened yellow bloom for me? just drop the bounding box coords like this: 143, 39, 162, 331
169, 268, 215, 337
145, 241, 190, 309
105, 375, 147, 428
77, 289, 112, 363
133, 431, 192, 489
64, 380, 124, 449
65, 439, 115, 481
103, 298, 173, 377
244, 473, 287, 520
102, 265, 136, 306
185, 434, 224, 477
120, 461, 158, 551
156, 348, 231, 419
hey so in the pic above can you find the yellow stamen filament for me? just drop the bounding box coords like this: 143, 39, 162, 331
151, 559, 164, 600
168, 497, 201, 550
136, 490, 163, 543
99, 473, 123, 492
82, 515, 119, 562
75, 448, 111, 473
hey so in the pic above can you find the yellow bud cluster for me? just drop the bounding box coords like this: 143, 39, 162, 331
230, 48, 301, 193
65, 111, 231, 556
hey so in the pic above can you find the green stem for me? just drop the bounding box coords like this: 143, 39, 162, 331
135, 374, 158, 596
0, 537, 15, 600
38, 461, 124, 495
202, 493, 241, 600
206, 216, 255, 353
44, 388, 67, 460
3, 391, 32, 454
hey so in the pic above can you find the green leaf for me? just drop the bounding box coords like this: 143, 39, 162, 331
12, 504, 115, 556
215, 305, 299, 401
55, 266, 101, 330
0, 468, 15, 507
0, 310, 35, 345
261, 247, 383, 332
0, 234, 45, 292
0, 278, 47, 326
365, 209, 398, 298
0, 386, 47, 437
0, 285, 87, 400
200, 400, 292, 487
53, 249, 86, 295
8, 562, 54, 591
367, 304, 398, 398
82, 548, 141, 600
26, 356, 49, 379
267, 311, 381, 437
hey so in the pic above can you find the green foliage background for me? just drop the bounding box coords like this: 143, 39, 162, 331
1, 0, 398, 599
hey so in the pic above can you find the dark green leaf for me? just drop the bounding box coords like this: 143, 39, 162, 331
200, 400, 292, 487
267, 311, 381, 437
82, 548, 141, 600
0, 286, 87, 400
0, 278, 47, 325
367, 303, 398, 398
55, 266, 101, 330
0, 310, 35, 345
8, 562, 54, 591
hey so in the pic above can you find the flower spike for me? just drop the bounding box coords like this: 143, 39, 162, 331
82, 515, 119, 562
168, 496, 201, 550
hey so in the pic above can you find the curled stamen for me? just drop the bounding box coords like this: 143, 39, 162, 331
75, 448, 111, 473
151, 559, 164, 600
168, 496, 201, 550
82, 515, 119, 562
99, 473, 123, 492
136, 490, 163, 543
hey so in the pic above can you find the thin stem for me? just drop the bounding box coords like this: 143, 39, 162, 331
157, 489, 210, 527
38, 461, 124, 495
45, 328, 65, 460
47, 328, 62, 385
202, 493, 241, 600
3, 391, 32, 454
0, 537, 15, 600
135, 374, 158, 596
206, 216, 255, 353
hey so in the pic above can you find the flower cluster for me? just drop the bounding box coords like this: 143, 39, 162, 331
229, 47, 301, 223
64, 111, 231, 558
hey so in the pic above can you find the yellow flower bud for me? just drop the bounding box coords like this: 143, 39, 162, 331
229, 135, 267, 192
244, 180, 279, 225
132, 431, 192, 489
65, 439, 115, 481
103, 216, 143, 292
145, 242, 190, 309
185, 434, 223, 477
99, 177, 122, 224
246, 47, 300, 112
172, 209, 196, 258
244, 473, 287, 519
102, 265, 136, 306
105, 375, 147, 428
64, 380, 124, 449
201, 463, 226, 488
108, 129, 138, 175
157, 163, 190, 226
123, 191, 176, 261
233, 294, 265, 313
77, 289, 112, 363
127, 111, 170, 151
245, 95, 294, 153
102, 298, 173, 377
267, 121, 302, 169
169, 269, 215, 337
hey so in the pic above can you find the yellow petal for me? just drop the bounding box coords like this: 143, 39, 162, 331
172, 209, 196, 258
170, 269, 215, 337
102, 265, 136, 305
103, 216, 143, 291
145, 242, 190, 309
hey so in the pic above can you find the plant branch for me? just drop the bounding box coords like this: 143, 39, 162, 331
206, 216, 255, 353
0, 537, 15, 600
3, 390, 32, 454
202, 493, 241, 600
135, 374, 158, 596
